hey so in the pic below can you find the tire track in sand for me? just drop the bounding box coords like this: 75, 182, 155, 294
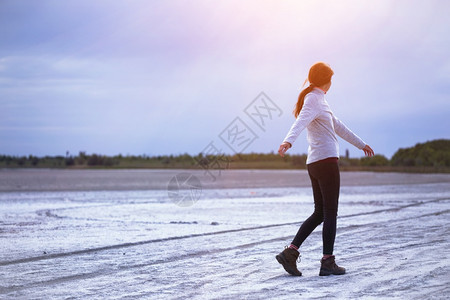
1, 206, 449, 295
1, 197, 448, 267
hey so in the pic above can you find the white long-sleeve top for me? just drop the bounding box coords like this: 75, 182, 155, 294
283, 88, 366, 164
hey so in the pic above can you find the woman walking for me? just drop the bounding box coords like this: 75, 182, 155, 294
275, 62, 374, 276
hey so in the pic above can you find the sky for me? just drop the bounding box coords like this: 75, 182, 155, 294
1, 0, 449, 159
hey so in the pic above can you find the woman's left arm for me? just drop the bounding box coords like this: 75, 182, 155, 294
333, 115, 374, 157
362, 144, 374, 157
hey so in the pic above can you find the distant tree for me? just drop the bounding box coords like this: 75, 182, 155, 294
360, 155, 389, 166
31, 156, 39, 166
54, 156, 65, 167
103, 157, 114, 166
77, 151, 87, 165
87, 154, 103, 166
339, 157, 360, 167
391, 139, 450, 167
292, 154, 307, 167
65, 157, 75, 166
17, 156, 26, 166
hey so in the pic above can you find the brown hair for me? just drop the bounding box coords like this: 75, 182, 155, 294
293, 62, 334, 118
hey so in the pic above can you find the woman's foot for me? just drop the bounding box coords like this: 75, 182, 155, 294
275, 248, 302, 276
319, 255, 346, 276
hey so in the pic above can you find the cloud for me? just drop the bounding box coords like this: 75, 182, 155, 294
0, 0, 449, 157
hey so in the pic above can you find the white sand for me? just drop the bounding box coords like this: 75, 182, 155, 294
0, 169, 449, 299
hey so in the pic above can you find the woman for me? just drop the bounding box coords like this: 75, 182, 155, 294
275, 62, 374, 276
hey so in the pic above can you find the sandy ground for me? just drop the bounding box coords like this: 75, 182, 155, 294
0, 169, 449, 299
1, 168, 449, 191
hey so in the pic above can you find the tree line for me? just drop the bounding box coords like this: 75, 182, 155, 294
0, 139, 448, 171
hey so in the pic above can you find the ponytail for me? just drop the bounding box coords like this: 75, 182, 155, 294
293, 84, 314, 118
293, 62, 334, 118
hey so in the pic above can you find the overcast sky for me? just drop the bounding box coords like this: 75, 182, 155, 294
1, 0, 449, 158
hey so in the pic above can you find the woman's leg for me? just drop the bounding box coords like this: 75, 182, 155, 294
309, 161, 345, 275
312, 162, 340, 255
278, 161, 341, 276
290, 166, 325, 248
291, 161, 340, 254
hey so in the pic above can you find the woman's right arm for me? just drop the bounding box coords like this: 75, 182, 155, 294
278, 94, 318, 157
278, 142, 291, 157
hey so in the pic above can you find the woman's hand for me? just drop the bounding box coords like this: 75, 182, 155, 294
278, 142, 291, 157
362, 144, 374, 157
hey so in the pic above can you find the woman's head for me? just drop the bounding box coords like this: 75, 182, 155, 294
308, 62, 334, 87
293, 62, 334, 118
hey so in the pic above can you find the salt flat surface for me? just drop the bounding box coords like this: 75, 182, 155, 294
0, 169, 449, 299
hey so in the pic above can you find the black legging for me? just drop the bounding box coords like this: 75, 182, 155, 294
291, 159, 340, 255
